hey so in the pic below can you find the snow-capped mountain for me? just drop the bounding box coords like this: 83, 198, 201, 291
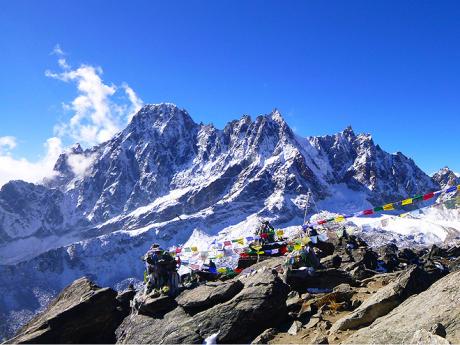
0, 104, 454, 338
432, 166, 460, 188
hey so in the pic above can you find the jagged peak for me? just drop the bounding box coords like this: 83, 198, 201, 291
270, 108, 285, 123
342, 125, 355, 137
68, 143, 83, 155
127, 103, 197, 134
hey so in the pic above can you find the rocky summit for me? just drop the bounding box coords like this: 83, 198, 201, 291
0, 104, 459, 339
6, 238, 460, 344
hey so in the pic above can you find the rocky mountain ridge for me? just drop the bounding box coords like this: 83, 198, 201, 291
6, 238, 460, 344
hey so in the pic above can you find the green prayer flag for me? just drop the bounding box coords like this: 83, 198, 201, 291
413, 194, 423, 201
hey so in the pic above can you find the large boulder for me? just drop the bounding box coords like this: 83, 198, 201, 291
287, 268, 357, 292
116, 307, 201, 344
347, 270, 460, 344
330, 266, 435, 332
176, 280, 243, 313
117, 262, 290, 344
6, 277, 125, 344
192, 268, 290, 343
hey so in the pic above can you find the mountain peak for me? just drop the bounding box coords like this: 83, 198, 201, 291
432, 166, 459, 188
128, 103, 196, 134
341, 125, 356, 139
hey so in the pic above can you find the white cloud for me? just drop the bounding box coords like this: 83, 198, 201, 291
0, 45, 143, 187
46, 57, 143, 147
123, 83, 144, 122
0, 137, 63, 187
51, 44, 65, 56
66, 152, 97, 178
0, 136, 17, 154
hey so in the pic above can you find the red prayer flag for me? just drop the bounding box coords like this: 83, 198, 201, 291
423, 192, 435, 200
260, 233, 269, 239
224, 240, 232, 246
363, 209, 374, 215
175, 247, 182, 254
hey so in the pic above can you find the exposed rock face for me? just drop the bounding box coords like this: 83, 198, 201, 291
432, 167, 460, 188
346, 270, 460, 344
116, 262, 290, 344
6, 277, 126, 344
176, 280, 244, 313
330, 266, 435, 332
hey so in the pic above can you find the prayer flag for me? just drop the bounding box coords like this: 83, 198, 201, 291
383, 203, 394, 211
246, 236, 254, 242
191, 246, 198, 252
276, 230, 284, 236
293, 244, 302, 251
175, 247, 182, 254
301, 237, 311, 244
401, 198, 413, 206
236, 238, 244, 245
317, 220, 327, 225
457, 185, 460, 191
445, 186, 456, 193
413, 194, 423, 201
423, 192, 435, 200
374, 206, 384, 212
184, 247, 191, 253
335, 215, 345, 222
260, 233, 269, 239
224, 241, 232, 246
363, 209, 374, 215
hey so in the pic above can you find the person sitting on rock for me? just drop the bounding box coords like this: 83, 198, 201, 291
208, 259, 217, 274
299, 242, 321, 270
144, 244, 162, 293
257, 220, 276, 243
345, 235, 359, 262
338, 226, 349, 246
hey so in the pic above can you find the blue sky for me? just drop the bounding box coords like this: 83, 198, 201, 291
0, 0, 459, 185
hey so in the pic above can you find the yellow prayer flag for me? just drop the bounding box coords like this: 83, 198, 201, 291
293, 244, 302, 251
383, 203, 394, 211
401, 198, 413, 206
399, 213, 408, 218
191, 246, 198, 252
216, 253, 224, 259
236, 238, 244, 245
217, 268, 226, 273
335, 215, 345, 222
301, 237, 311, 244
257, 251, 265, 255
457, 185, 460, 191
276, 229, 284, 236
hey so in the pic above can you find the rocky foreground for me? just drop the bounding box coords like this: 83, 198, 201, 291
5, 241, 460, 344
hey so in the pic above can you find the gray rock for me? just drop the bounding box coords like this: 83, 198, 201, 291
251, 328, 278, 344
117, 265, 290, 344
410, 329, 450, 345
347, 270, 460, 344
6, 277, 124, 344
136, 294, 177, 317
288, 320, 303, 335
331, 266, 434, 332
176, 280, 243, 313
